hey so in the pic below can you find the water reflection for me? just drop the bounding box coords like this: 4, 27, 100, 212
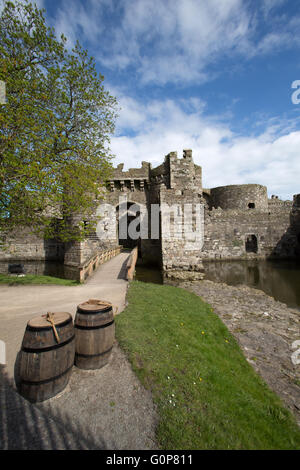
135, 264, 163, 284
135, 258, 300, 310
203, 259, 300, 309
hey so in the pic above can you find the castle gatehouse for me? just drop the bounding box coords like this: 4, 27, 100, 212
1, 150, 300, 281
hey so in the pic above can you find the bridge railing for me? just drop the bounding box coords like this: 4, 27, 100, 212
66, 245, 122, 283
126, 247, 138, 281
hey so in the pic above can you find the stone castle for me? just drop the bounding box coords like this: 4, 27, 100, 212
1, 149, 300, 281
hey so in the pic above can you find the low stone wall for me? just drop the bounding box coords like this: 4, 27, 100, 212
64, 245, 122, 283
163, 269, 205, 281
0, 259, 65, 277
126, 247, 138, 281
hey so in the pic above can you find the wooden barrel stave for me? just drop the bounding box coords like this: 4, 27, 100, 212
18, 361, 73, 403
18, 312, 75, 402
74, 300, 115, 370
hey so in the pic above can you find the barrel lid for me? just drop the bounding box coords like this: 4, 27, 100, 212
28, 312, 72, 329
77, 299, 112, 313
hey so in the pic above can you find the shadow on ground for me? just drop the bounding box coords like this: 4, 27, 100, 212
117, 251, 131, 280
0, 365, 106, 450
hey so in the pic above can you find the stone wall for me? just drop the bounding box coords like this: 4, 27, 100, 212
288, 194, 300, 257
210, 184, 268, 211
268, 196, 292, 211
108, 161, 150, 194
0, 259, 65, 277
0, 227, 64, 261
201, 205, 295, 260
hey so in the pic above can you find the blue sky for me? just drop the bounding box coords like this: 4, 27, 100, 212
10, 0, 300, 199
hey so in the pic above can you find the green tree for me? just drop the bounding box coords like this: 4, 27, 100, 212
0, 0, 117, 242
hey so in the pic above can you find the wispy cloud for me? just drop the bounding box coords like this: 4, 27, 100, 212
51, 0, 105, 47
261, 0, 286, 17
48, 0, 300, 85
3, 0, 300, 199
110, 90, 300, 199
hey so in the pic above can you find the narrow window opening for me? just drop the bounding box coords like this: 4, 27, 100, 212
248, 203, 255, 209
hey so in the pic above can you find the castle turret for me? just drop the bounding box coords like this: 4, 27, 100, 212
210, 184, 268, 211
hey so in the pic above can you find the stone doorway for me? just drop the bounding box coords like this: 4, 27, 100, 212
245, 234, 258, 253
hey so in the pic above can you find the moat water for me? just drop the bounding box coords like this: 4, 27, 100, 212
1, 257, 300, 309
135, 259, 300, 310
202, 259, 300, 309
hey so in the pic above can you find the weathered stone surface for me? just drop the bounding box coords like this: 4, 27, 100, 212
210, 184, 268, 211
164, 270, 205, 281
0, 226, 64, 261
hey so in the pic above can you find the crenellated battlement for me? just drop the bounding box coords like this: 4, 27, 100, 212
108, 161, 150, 192
1, 149, 299, 281
108, 149, 202, 194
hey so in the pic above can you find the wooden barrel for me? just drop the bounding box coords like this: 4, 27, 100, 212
18, 312, 75, 402
74, 299, 115, 370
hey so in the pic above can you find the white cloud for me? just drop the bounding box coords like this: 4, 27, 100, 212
98, 0, 253, 84
110, 92, 300, 200
52, 0, 104, 48
48, 0, 300, 85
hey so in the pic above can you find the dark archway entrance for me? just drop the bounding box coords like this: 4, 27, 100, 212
116, 202, 141, 251
245, 234, 258, 253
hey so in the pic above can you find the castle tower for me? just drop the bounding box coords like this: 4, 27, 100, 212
158, 150, 205, 280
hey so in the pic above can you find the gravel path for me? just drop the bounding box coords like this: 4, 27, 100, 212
0, 346, 157, 450
181, 280, 300, 425
0, 253, 158, 450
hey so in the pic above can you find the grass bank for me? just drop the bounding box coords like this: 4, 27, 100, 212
0, 274, 78, 285
115, 281, 300, 450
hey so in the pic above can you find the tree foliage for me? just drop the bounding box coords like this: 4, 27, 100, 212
0, 0, 117, 241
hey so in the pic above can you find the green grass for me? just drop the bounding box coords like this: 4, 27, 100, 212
115, 281, 300, 450
0, 274, 78, 285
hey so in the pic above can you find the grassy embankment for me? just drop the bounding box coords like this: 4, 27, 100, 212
0, 274, 78, 285
115, 281, 300, 450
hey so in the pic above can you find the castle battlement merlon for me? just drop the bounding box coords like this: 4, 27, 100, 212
109, 150, 203, 193
109, 161, 151, 192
